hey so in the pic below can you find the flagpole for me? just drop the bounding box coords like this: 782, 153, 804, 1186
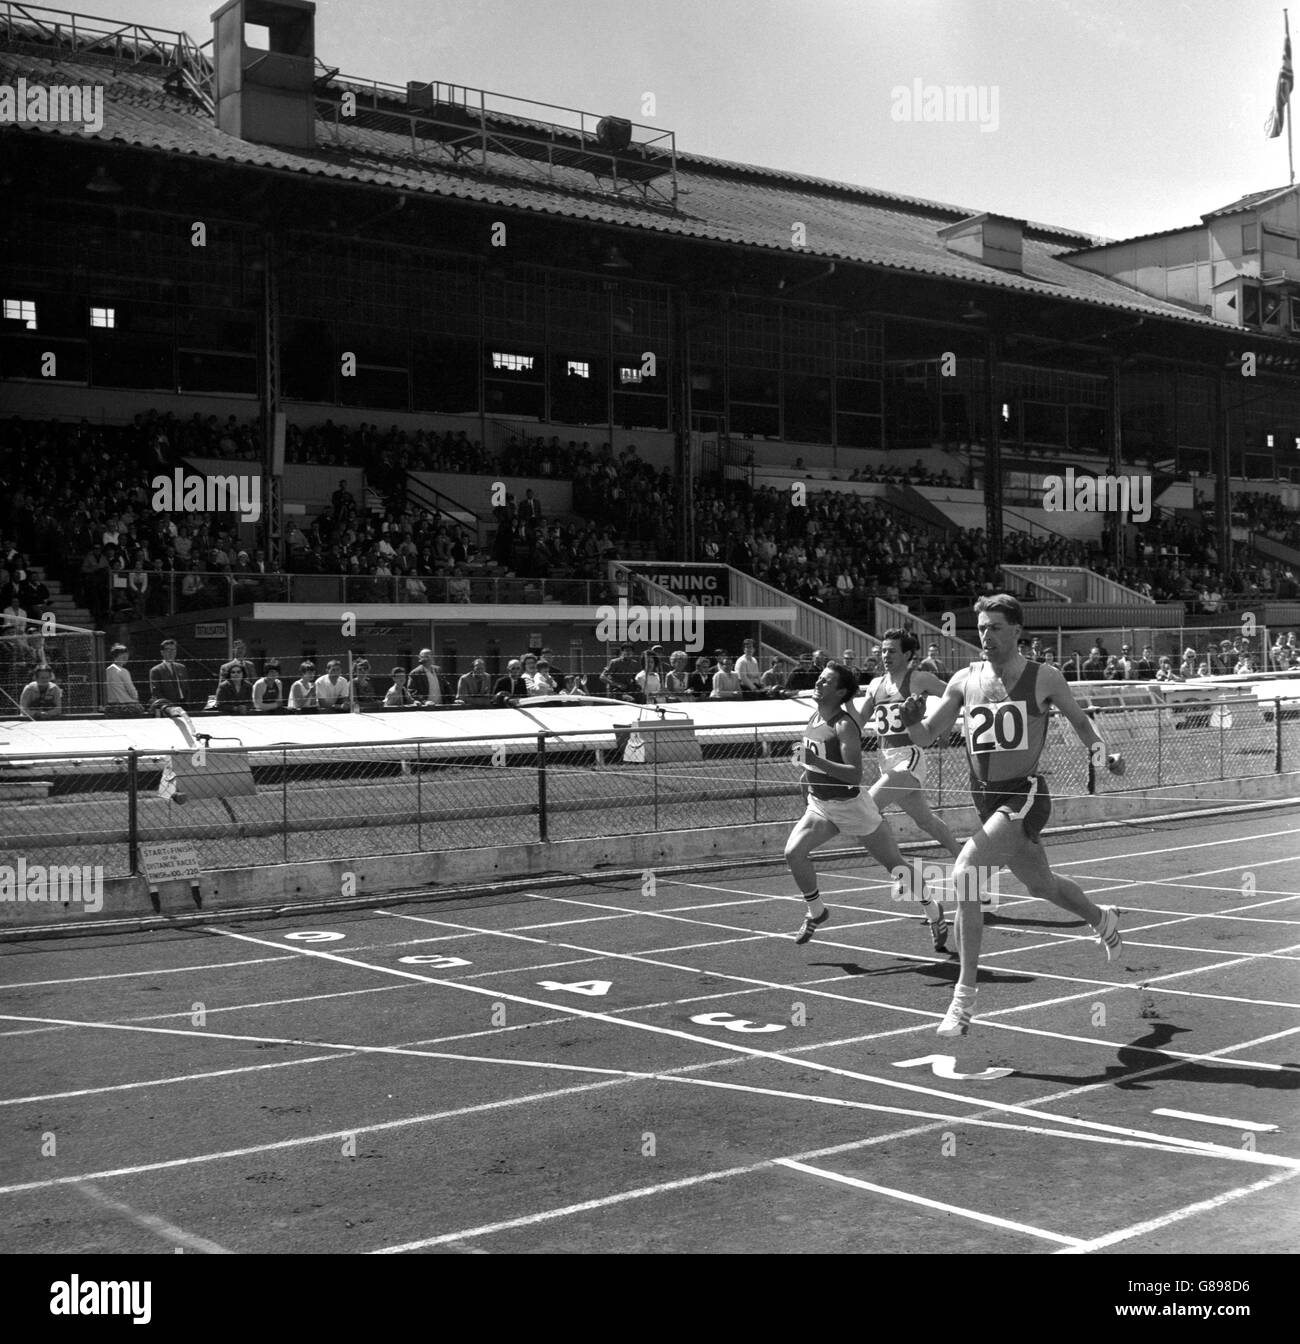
1289, 10, 1295, 184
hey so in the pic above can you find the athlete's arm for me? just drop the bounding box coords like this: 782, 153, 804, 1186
911, 670, 949, 699
898, 669, 966, 747
1039, 664, 1126, 775
800, 714, 864, 785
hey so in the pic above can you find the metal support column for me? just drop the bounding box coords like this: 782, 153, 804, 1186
983, 334, 1003, 570
262, 231, 284, 569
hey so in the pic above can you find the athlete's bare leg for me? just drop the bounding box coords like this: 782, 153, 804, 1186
871, 772, 963, 859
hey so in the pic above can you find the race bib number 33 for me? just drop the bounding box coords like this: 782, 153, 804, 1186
967, 701, 1029, 753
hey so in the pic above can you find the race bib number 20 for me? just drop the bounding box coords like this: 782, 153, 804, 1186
967, 701, 1029, 753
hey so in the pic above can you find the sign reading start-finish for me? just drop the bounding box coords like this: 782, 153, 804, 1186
625, 565, 730, 606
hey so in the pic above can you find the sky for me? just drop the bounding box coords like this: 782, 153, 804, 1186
67, 0, 1300, 241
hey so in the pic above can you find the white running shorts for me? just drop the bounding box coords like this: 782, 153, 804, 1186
878, 743, 926, 788
804, 790, 884, 836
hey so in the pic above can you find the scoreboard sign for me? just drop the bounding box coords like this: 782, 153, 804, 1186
624, 565, 729, 606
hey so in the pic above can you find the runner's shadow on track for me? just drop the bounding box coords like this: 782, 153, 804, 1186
808, 959, 1034, 987
983, 911, 1088, 931
1011, 1023, 1300, 1091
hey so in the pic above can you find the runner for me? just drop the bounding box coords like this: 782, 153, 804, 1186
785, 660, 943, 950
898, 594, 1126, 1036
864, 628, 963, 951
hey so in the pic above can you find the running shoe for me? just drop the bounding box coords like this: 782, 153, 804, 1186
1095, 905, 1122, 962
937, 997, 974, 1037
922, 912, 953, 954
795, 907, 830, 945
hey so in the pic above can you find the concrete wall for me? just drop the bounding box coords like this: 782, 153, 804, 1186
4, 773, 1296, 936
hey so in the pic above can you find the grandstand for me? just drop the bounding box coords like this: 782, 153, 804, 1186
2, 0, 1300, 711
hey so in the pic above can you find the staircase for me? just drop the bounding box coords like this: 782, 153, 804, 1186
28, 567, 95, 630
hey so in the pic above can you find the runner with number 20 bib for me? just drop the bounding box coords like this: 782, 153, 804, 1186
898, 594, 1126, 1038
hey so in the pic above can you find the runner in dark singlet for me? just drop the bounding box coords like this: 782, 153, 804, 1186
784, 661, 926, 947
899, 594, 1126, 1037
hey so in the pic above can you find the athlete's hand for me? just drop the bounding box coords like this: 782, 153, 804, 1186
898, 694, 927, 727
800, 744, 829, 772
1107, 753, 1126, 776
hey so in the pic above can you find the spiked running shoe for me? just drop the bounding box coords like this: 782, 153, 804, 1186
937, 996, 974, 1037
795, 907, 830, 946
1095, 905, 1123, 962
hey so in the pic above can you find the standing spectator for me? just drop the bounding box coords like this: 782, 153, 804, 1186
19, 665, 61, 719
918, 644, 946, 677
215, 665, 253, 714
384, 667, 416, 707
2, 595, 32, 660
539, 647, 568, 694
1115, 645, 1135, 680
1081, 645, 1107, 681
252, 660, 284, 712
447, 567, 471, 603
1134, 646, 1156, 679
104, 643, 143, 715
314, 660, 350, 711
149, 639, 189, 710
734, 638, 763, 695
351, 658, 374, 704
456, 658, 494, 705
408, 649, 444, 705
636, 657, 663, 702
288, 660, 318, 711
1155, 656, 1179, 682
601, 643, 640, 697
526, 659, 558, 696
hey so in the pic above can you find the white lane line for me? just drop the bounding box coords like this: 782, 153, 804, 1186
505, 914, 638, 931
773, 1158, 1085, 1246
0, 933, 482, 993
1056, 1169, 1300, 1255
211, 922, 1300, 1169
1150, 1109, 1280, 1133
74, 1181, 233, 1254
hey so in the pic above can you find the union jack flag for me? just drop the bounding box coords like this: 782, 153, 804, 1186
1267, 28, 1293, 138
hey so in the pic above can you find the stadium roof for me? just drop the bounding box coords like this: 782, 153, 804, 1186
0, 34, 1245, 334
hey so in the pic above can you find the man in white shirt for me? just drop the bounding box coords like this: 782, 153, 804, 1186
734, 638, 762, 696
408, 649, 443, 705
104, 643, 142, 714
314, 660, 350, 711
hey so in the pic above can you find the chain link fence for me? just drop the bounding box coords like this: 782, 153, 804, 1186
2, 698, 1297, 883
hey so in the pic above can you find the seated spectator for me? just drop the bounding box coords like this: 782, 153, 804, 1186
1180, 647, 1199, 678
351, 658, 374, 704
526, 659, 558, 696
215, 666, 253, 714
1134, 646, 1156, 679
288, 661, 318, 711
635, 658, 663, 702
252, 660, 284, 712
1155, 656, 1179, 682
493, 659, 527, 706
314, 660, 350, 711
783, 652, 819, 694
1103, 656, 1122, 680
1196, 660, 1211, 677
1081, 646, 1107, 680
709, 653, 742, 699
664, 650, 691, 697
219, 639, 256, 689
447, 567, 471, 603
734, 638, 762, 694
456, 658, 494, 705
104, 643, 143, 715
760, 657, 786, 691
686, 655, 713, 698
384, 667, 416, 707
19, 665, 61, 719
2, 595, 32, 659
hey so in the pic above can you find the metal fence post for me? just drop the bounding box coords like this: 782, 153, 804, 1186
537, 732, 548, 841
1219, 703, 1226, 781
753, 726, 759, 823
127, 748, 140, 875
1276, 699, 1283, 775
417, 740, 423, 850
1155, 699, 1162, 787
1086, 709, 1097, 795
281, 748, 289, 863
